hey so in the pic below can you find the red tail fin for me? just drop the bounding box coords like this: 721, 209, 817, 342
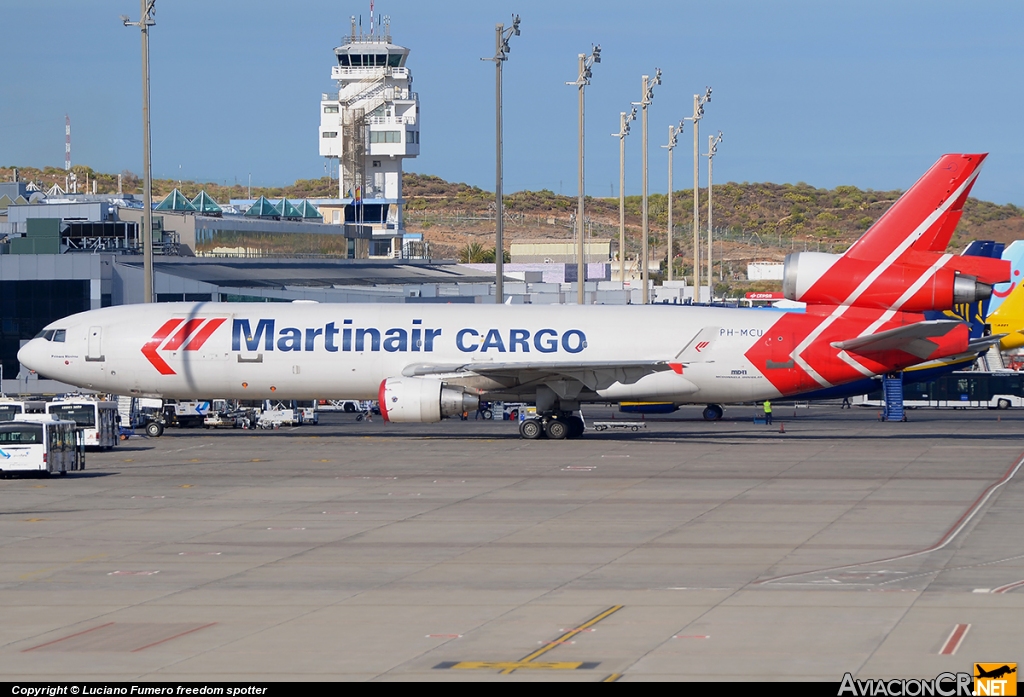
846, 153, 986, 261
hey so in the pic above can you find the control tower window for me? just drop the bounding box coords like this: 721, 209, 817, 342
388, 54, 401, 68
338, 55, 350, 66
323, 105, 339, 114
370, 131, 401, 144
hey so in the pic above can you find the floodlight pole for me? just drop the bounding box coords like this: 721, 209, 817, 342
611, 108, 636, 283
567, 45, 600, 304
483, 15, 520, 304
685, 87, 711, 302
661, 121, 683, 282
706, 132, 722, 297
634, 70, 660, 305
123, 1, 156, 304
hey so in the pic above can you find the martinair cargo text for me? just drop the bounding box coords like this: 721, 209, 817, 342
18, 154, 1009, 439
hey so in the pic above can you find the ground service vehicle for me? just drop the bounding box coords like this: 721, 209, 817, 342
17, 154, 1010, 439
0, 415, 84, 476
45, 400, 118, 449
0, 400, 45, 422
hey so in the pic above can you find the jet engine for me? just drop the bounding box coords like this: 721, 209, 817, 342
782, 252, 995, 312
378, 377, 480, 423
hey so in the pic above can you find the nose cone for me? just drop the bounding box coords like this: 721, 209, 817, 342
17, 339, 46, 375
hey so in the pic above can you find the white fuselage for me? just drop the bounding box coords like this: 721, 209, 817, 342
19, 303, 790, 404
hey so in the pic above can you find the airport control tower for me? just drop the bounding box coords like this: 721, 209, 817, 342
319, 16, 419, 254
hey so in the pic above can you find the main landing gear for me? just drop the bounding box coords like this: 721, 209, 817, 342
518, 412, 586, 440
702, 404, 724, 421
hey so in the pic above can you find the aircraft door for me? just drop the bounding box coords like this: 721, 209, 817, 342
86, 326, 104, 362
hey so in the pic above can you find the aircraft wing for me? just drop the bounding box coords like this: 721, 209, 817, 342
402, 360, 671, 390
831, 320, 965, 360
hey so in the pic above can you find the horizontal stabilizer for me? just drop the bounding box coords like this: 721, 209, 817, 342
966, 334, 1007, 353
831, 320, 964, 360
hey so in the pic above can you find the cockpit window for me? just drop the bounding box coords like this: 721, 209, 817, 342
33, 329, 65, 342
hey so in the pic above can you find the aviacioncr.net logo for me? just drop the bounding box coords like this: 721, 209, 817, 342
141, 318, 227, 375
839, 672, 974, 697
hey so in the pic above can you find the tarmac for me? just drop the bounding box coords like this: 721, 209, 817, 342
2, 404, 1023, 682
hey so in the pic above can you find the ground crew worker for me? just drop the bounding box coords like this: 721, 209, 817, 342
763, 399, 773, 425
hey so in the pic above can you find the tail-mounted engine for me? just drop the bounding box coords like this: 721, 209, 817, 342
782, 251, 1005, 312
378, 377, 479, 423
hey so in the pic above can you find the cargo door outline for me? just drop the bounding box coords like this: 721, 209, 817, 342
764, 331, 794, 369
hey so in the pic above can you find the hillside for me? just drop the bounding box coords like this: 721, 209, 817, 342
4, 164, 1023, 292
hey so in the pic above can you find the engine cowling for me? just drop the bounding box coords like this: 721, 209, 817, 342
783, 252, 993, 311
378, 377, 480, 423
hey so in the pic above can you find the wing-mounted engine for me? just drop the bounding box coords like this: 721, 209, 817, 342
782, 251, 1003, 312
378, 377, 479, 423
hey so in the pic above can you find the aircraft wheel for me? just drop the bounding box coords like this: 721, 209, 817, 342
519, 418, 543, 440
702, 404, 724, 421
482, 410, 493, 420
146, 421, 164, 438
545, 419, 569, 440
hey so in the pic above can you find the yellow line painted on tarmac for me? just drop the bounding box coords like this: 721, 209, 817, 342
24, 518, 47, 522
437, 605, 623, 676
180, 484, 194, 488
507, 605, 622, 672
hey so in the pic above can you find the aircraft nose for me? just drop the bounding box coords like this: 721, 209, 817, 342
17, 339, 45, 374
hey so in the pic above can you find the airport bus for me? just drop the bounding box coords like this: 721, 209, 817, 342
858, 371, 1024, 409
0, 414, 84, 476
45, 399, 119, 449
0, 400, 45, 422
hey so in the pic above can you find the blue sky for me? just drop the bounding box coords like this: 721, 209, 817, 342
2, 1, 1023, 204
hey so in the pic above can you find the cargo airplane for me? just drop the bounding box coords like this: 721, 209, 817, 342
18, 154, 1009, 439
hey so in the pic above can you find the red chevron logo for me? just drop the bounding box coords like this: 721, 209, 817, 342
141, 317, 227, 375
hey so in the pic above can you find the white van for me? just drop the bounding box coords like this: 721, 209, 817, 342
0, 415, 84, 476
